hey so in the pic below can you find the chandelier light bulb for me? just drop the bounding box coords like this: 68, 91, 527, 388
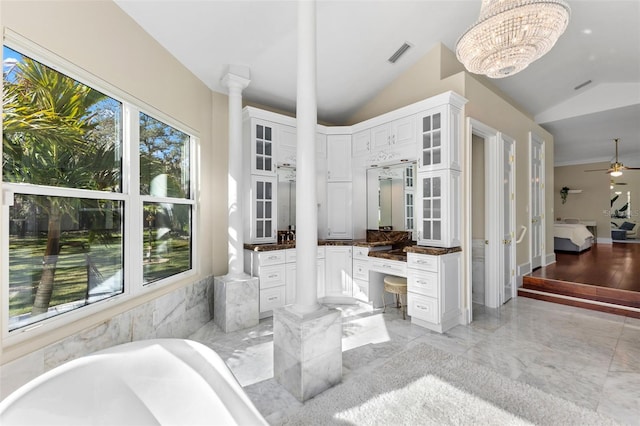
456, 0, 571, 78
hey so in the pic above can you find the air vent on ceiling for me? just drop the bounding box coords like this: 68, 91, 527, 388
574, 80, 592, 90
388, 42, 412, 64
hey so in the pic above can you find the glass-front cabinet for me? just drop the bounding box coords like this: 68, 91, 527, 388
416, 169, 460, 247
250, 119, 277, 175
417, 104, 462, 172
247, 175, 277, 243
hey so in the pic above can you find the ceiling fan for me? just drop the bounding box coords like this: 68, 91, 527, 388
585, 138, 640, 176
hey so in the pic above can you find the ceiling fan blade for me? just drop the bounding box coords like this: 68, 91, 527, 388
584, 168, 608, 172
622, 166, 640, 170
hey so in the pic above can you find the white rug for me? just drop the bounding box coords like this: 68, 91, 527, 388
279, 344, 616, 425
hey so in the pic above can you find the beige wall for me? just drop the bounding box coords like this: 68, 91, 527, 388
554, 162, 621, 237
471, 134, 485, 239
1, 1, 227, 362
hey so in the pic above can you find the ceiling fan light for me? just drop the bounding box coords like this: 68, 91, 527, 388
455, 0, 571, 78
610, 170, 623, 177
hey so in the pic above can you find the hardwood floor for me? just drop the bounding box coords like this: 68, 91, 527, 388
519, 242, 640, 318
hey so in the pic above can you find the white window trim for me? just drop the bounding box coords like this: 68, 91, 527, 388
1, 30, 200, 346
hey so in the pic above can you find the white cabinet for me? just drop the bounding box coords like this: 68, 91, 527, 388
406, 251, 461, 333
327, 134, 352, 182
277, 125, 297, 167
324, 246, 353, 298
248, 118, 277, 175
245, 175, 277, 244
352, 129, 370, 157
327, 182, 353, 239
416, 104, 462, 172
245, 249, 287, 318
415, 170, 460, 248
371, 115, 416, 151
285, 247, 326, 304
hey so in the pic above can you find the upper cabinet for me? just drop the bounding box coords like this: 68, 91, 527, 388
416, 103, 462, 172
327, 134, 352, 182
415, 169, 461, 248
277, 125, 297, 167
249, 119, 277, 175
371, 115, 416, 150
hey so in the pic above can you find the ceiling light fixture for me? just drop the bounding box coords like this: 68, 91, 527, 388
455, 0, 571, 78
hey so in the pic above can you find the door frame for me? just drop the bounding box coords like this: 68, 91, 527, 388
500, 133, 516, 305
529, 132, 546, 271
465, 118, 517, 323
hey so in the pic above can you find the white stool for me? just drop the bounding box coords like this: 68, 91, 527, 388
382, 275, 407, 320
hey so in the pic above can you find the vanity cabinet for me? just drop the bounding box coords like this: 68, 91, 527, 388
324, 246, 353, 299
245, 249, 287, 318
415, 169, 460, 248
406, 252, 461, 333
416, 104, 462, 172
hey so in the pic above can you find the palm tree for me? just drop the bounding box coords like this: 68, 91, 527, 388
3, 55, 120, 315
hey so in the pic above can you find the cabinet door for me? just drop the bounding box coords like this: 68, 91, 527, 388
250, 175, 277, 243
324, 246, 353, 297
352, 129, 370, 157
327, 135, 352, 181
391, 115, 416, 146
277, 125, 297, 167
251, 119, 277, 175
416, 170, 460, 247
370, 123, 391, 151
416, 171, 444, 246
417, 107, 444, 172
327, 182, 353, 239
285, 262, 296, 304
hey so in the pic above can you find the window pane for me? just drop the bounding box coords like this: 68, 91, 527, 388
2, 46, 122, 192
143, 202, 192, 284
139, 113, 190, 199
8, 194, 124, 331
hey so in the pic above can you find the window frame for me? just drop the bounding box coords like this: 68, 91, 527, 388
1, 31, 199, 346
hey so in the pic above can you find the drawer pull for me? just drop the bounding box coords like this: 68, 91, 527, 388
268, 296, 279, 301
416, 280, 427, 285
416, 260, 429, 264
268, 274, 278, 279
268, 255, 280, 260
416, 304, 430, 311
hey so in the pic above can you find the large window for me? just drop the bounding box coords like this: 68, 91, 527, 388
2, 43, 196, 335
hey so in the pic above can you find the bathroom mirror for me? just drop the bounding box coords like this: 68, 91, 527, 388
277, 166, 296, 231
367, 162, 415, 231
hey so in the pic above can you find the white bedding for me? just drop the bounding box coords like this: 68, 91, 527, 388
0, 339, 267, 426
554, 223, 594, 246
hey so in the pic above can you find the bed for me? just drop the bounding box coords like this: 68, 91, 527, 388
554, 223, 594, 252
0, 339, 267, 425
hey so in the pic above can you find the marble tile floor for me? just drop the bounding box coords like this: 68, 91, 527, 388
188, 297, 640, 425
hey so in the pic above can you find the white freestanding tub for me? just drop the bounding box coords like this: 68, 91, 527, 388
0, 339, 267, 425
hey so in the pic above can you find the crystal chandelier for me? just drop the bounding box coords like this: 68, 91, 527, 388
456, 0, 571, 78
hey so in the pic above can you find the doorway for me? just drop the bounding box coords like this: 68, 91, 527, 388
466, 119, 516, 322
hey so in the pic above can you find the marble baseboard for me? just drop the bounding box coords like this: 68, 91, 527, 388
1, 275, 214, 401
273, 306, 342, 402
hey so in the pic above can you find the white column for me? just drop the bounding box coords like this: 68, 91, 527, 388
292, 0, 321, 314
221, 69, 250, 277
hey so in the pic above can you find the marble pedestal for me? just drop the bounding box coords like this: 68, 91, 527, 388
213, 273, 259, 333
273, 306, 342, 402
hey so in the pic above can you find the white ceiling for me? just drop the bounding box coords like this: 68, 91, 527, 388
114, 0, 640, 167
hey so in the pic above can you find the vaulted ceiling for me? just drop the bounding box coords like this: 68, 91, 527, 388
115, 0, 640, 167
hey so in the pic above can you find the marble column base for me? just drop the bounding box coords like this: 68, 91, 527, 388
273, 306, 342, 402
213, 273, 259, 333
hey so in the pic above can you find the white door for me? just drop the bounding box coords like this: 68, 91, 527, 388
530, 134, 545, 269
501, 136, 515, 304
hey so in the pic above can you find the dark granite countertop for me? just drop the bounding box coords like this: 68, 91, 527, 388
367, 249, 407, 262
404, 245, 462, 255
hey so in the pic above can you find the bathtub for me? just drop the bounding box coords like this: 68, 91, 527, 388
0, 339, 267, 425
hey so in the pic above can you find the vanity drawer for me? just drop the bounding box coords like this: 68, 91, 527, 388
258, 250, 286, 266
408, 269, 438, 298
369, 258, 407, 277
260, 286, 286, 312
407, 253, 438, 272
353, 246, 370, 260
258, 264, 286, 289
353, 259, 369, 281
408, 293, 439, 324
